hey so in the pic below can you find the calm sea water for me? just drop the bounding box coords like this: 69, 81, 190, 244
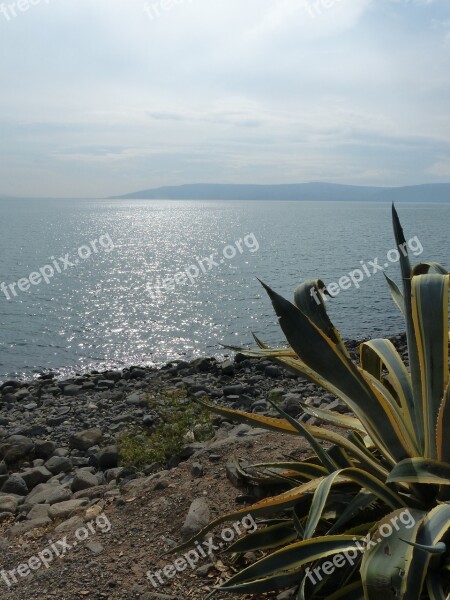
0, 199, 448, 382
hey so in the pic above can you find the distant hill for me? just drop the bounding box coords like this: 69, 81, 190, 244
110, 182, 450, 202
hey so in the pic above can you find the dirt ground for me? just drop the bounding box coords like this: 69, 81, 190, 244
0, 428, 312, 600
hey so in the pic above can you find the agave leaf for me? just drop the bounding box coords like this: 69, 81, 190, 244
224, 521, 297, 553
199, 399, 388, 478
248, 461, 329, 481
304, 471, 345, 539
196, 399, 299, 434
300, 403, 367, 435
304, 466, 405, 543
359, 369, 419, 457
426, 572, 447, 600
360, 339, 416, 445
293, 502, 306, 537
326, 581, 365, 599
392, 204, 425, 455
293, 279, 350, 358
206, 571, 303, 597
210, 535, 359, 593
387, 457, 450, 485
403, 503, 450, 596
326, 445, 354, 469
412, 262, 449, 276
266, 397, 337, 472
222, 344, 297, 358
411, 273, 449, 458
384, 273, 405, 316
361, 508, 426, 600
259, 279, 412, 463
401, 540, 446, 554
437, 382, 450, 463
251, 337, 411, 465
337, 467, 406, 510
327, 491, 376, 534
169, 476, 326, 556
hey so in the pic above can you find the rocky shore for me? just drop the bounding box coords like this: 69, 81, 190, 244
0, 333, 407, 599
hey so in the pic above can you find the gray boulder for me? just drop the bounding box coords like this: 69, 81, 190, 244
45, 456, 73, 475
71, 471, 98, 492
181, 498, 210, 542
1, 474, 28, 496
0, 435, 34, 464
48, 499, 88, 520
21, 467, 52, 489
0, 495, 19, 514
97, 446, 119, 470
69, 429, 103, 451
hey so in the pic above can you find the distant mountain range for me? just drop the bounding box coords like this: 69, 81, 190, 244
110, 182, 450, 202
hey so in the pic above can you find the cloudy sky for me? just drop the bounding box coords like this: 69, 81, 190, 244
1, 0, 449, 197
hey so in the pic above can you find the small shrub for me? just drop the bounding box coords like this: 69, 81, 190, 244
118, 389, 214, 469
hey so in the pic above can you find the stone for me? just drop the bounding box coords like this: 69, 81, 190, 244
265, 365, 281, 378
69, 429, 103, 451
54, 516, 84, 533
1, 474, 28, 496
97, 380, 115, 389
27, 503, 51, 520
71, 471, 98, 493
97, 446, 119, 470
48, 499, 88, 520
181, 498, 210, 541
226, 463, 245, 489
21, 466, 52, 489
46, 486, 73, 505
25, 482, 61, 505
34, 440, 57, 459
45, 456, 73, 475
105, 467, 123, 483
223, 385, 245, 396
191, 462, 204, 478
62, 384, 82, 397
0, 496, 19, 514
196, 563, 214, 576
220, 360, 235, 376
129, 368, 146, 379
6, 518, 51, 537
125, 392, 147, 407
0, 435, 34, 463
86, 540, 104, 555
280, 394, 303, 417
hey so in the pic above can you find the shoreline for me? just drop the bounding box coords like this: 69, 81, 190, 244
0, 332, 407, 598
0, 331, 407, 388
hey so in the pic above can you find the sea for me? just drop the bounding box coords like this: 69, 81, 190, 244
0, 199, 448, 382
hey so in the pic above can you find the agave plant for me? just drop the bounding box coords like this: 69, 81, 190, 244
173, 206, 449, 599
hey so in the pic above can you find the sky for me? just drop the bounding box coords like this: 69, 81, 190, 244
0, 0, 449, 197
